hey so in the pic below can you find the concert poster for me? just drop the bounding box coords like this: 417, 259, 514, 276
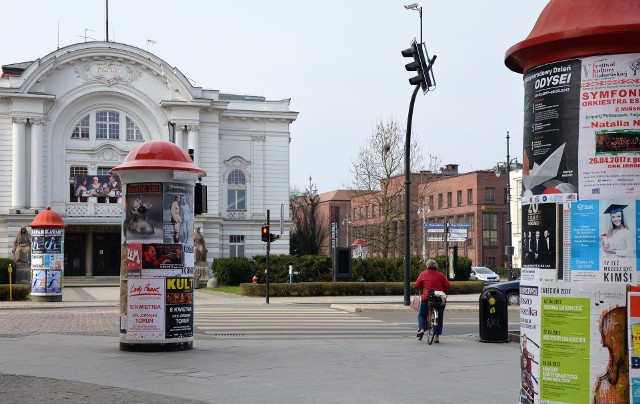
124, 183, 163, 243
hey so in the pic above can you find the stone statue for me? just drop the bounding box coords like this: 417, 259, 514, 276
194, 227, 208, 264
12, 227, 31, 263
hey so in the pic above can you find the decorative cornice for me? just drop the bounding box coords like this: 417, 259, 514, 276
11, 117, 28, 124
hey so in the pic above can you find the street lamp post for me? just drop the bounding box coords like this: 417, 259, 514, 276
496, 132, 517, 281
417, 206, 427, 262
404, 3, 423, 44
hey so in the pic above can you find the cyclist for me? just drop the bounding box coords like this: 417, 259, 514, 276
415, 259, 451, 343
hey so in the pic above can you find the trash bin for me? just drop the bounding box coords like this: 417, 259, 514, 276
479, 288, 508, 343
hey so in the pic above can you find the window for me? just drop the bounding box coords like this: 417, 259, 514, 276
353, 208, 357, 221
365, 206, 369, 219
485, 188, 495, 204
482, 213, 498, 247
71, 115, 90, 139
466, 214, 475, 247
230, 235, 245, 258
457, 190, 462, 207
371, 204, 375, 218
447, 192, 452, 208
437, 194, 443, 209
467, 188, 473, 205
227, 169, 246, 210
70, 111, 145, 142
359, 207, 363, 219
96, 111, 120, 139
126, 117, 143, 141
428, 195, 434, 210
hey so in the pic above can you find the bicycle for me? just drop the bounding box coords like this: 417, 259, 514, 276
424, 289, 447, 345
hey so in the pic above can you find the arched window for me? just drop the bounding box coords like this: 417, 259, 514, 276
71, 115, 90, 139
69, 111, 145, 142
227, 169, 246, 210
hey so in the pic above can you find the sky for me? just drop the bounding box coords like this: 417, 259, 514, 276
2, 0, 549, 193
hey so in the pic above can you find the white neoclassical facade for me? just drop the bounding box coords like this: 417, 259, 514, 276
0, 42, 296, 277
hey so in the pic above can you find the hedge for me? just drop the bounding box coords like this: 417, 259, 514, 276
239, 280, 485, 297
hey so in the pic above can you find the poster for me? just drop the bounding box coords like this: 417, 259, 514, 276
162, 183, 193, 245
165, 277, 193, 339
522, 202, 557, 270
31, 270, 46, 294
124, 183, 163, 243
628, 288, 640, 404
45, 270, 62, 294
570, 199, 638, 283
521, 59, 581, 205
73, 174, 122, 198
126, 278, 165, 340
519, 281, 627, 404
578, 53, 640, 200
140, 243, 183, 277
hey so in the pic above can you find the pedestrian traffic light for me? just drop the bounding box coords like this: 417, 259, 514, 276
401, 39, 436, 93
261, 225, 269, 242
269, 233, 280, 243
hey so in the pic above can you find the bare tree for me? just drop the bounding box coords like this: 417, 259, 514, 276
349, 117, 439, 258
290, 182, 327, 256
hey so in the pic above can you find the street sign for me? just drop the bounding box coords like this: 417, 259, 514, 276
448, 223, 471, 229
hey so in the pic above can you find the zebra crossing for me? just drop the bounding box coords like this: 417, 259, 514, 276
193, 305, 411, 339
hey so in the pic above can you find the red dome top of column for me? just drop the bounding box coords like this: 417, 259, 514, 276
111, 140, 206, 175
505, 0, 640, 74
29, 207, 66, 229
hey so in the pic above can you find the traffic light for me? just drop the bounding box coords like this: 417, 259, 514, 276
269, 233, 280, 243
261, 225, 269, 242
401, 39, 435, 93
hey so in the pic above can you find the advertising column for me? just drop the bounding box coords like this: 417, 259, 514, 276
112, 140, 206, 352
29, 208, 66, 303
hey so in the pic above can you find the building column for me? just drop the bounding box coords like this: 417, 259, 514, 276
174, 124, 184, 149
11, 117, 27, 209
30, 118, 44, 209
187, 125, 199, 164
85, 232, 94, 276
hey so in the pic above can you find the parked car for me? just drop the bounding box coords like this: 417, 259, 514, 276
469, 266, 500, 284
484, 280, 520, 306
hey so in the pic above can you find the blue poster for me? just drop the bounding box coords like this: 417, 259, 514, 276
571, 201, 599, 271
571, 199, 638, 283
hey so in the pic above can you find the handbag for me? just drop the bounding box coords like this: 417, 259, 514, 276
410, 294, 421, 311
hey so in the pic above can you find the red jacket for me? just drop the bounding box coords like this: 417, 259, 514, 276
415, 269, 451, 302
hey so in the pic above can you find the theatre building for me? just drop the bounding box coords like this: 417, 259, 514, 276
0, 42, 297, 277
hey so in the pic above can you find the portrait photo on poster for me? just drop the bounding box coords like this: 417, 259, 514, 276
599, 200, 636, 259
162, 183, 194, 245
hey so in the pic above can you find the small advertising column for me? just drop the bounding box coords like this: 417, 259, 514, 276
112, 140, 206, 352
29, 207, 66, 303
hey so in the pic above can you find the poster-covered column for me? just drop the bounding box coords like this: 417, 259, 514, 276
29, 208, 66, 303
112, 140, 206, 352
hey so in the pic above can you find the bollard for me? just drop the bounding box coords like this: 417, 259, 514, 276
8, 264, 12, 302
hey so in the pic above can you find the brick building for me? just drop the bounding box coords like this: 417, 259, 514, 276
345, 165, 512, 269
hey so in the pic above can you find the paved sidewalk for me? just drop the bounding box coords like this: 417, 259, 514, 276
0, 286, 513, 312
0, 287, 521, 403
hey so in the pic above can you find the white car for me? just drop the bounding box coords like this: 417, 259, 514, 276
470, 267, 500, 284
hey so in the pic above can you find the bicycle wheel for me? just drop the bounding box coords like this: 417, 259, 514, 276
426, 307, 437, 345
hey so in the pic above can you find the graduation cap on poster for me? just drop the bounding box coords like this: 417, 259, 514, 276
603, 204, 628, 214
